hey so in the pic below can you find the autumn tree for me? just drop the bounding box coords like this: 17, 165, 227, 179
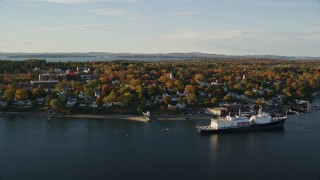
158, 75, 169, 83
136, 86, 147, 99
118, 92, 133, 106
71, 81, 82, 94
130, 79, 141, 87
174, 80, 184, 89
103, 91, 118, 103
163, 96, 171, 105
87, 79, 101, 90
210, 97, 218, 104
55, 80, 68, 92
102, 84, 111, 95
222, 95, 233, 102
15, 88, 29, 100
194, 74, 204, 82
185, 93, 196, 105
3, 89, 15, 104
32, 87, 46, 99
50, 99, 59, 111
184, 85, 195, 94
166, 81, 174, 89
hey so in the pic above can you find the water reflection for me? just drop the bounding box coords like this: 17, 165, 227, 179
208, 135, 219, 160
205, 127, 286, 162
209, 135, 218, 149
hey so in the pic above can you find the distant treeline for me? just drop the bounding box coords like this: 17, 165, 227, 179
0, 59, 89, 74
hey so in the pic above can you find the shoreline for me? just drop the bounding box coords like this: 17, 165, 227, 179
0, 111, 212, 121
0, 112, 150, 122
152, 114, 187, 121
58, 114, 150, 122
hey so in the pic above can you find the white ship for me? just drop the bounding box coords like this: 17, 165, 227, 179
197, 109, 287, 133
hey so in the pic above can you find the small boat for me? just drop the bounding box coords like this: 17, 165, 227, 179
162, 128, 170, 132
312, 107, 320, 110
312, 103, 320, 110
143, 111, 151, 121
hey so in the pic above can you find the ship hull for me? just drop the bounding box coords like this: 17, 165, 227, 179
198, 118, 286, 134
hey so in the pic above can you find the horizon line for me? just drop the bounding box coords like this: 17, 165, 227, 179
0, 51, 319, 58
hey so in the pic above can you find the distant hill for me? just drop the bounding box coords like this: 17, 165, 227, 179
0, 52, 319, 60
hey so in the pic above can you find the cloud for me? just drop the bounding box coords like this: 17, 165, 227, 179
70, 24, 112, 31
162, 30, 320, 56
0, 40, 30, 46
230, 31, 320, 55
93, 8, 138, 17
29, 24, 112, 32
225, 0, 320, 8
164, 29, 320, 45
174, 11, 199, 17
46, 0, 140, 5
164, 30, 243, 43
257, 1, 319, 8
92, 8, 148, 21
239, 31, 320, 42
18, 41, 31, 44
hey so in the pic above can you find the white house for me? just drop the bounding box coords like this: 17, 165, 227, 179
176, 102, 186, 109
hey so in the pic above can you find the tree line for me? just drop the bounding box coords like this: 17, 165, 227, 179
1, 58, 320, 113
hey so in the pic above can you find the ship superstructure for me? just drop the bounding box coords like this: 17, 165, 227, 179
197, 109, 286, 133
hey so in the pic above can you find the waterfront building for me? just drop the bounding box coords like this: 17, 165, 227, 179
207, 107, 228, 116
31, 80, 60, 89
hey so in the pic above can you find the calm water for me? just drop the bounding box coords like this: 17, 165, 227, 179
0, 112, 320, 180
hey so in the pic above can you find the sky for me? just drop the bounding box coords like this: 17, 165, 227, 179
0, 0, 320, 56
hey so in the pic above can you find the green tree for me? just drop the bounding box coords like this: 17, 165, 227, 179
84, 87, 94, 103
45, 94, 53, 106
136, 105, 142, 114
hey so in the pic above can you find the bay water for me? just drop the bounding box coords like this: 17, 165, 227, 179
0, 111, 319, 180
